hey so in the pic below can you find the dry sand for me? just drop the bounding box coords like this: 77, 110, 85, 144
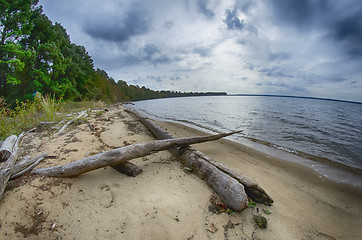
0, 105, 361, 239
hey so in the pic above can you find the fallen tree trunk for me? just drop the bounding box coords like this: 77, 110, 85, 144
125, 107, 273, 206
31, 131, 239, 178
189, 149, 273, 205
179, 147, 248, 211
0, 135, 17, 162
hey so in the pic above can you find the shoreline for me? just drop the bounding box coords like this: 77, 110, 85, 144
129, 104, 362, 178
127, 96, 362, 176
139, 109, 362, 190
156, 120, 362, 197
1, 105, 361, 239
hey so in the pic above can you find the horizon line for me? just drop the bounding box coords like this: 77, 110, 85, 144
227, 94, 362, 105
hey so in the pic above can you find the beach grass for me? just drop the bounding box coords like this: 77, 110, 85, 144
0, 94, 105, 141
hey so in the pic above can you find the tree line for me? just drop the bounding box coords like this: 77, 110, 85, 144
0, 0, 225, 106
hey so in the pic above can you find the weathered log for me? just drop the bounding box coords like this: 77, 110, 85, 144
125, 107, 273, 206
31, 131, 239, 178
190, 149, 273, 205
180, 147, 248, 210
112, 162, 143, 177
0, 132, 25, 202
0, 135, 17, 162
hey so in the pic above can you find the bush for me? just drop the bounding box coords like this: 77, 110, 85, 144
0, 93, 61, 140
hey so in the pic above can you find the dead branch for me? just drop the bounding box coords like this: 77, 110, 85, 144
30, 131, 238, 178
58, 111, 88, 134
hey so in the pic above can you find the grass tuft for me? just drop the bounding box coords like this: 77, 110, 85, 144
0, 94, 106, 140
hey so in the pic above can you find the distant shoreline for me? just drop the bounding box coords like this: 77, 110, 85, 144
229, 94, 362, 105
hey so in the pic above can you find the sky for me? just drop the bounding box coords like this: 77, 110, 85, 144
39, 0, 362, 102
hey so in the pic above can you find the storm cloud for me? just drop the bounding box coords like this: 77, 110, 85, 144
83, 4, 151, 43
196, 0, 215, 19
40, 0, 362, 102
224, 6, 245, 30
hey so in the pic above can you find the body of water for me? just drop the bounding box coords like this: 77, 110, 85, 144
128, 95, 362, 184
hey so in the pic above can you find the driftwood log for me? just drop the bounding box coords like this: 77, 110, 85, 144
0, 133, 25, 201
189, 149, 273, 205
125, 107, 273, 207
0, 135, 17, 162
30, 131, 239, 178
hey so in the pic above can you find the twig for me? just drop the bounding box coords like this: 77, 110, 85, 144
58, 111, 87, 134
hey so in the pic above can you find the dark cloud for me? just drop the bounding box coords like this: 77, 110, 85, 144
196, 0, 215, 19
269, 0, 329, 29
100, 44, 176, 68
83, 4, 151, 43
269, 0, 362, 59
224, 6, 245, 30
142, 44, 172, 65
330, 11, 362, 57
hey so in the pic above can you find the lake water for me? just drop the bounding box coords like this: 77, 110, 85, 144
128, 96, 362, 184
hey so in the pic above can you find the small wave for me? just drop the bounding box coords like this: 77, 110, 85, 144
236, 135, 362, 174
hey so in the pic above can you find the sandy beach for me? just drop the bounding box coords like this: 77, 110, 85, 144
1, 104, 361, 239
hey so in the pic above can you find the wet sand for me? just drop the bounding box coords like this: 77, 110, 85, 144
0, 105, 361, 239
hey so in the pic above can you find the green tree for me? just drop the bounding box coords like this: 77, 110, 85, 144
0, 0, 39, 101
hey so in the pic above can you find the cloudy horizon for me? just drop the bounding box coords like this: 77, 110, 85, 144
39, 0, 362, 102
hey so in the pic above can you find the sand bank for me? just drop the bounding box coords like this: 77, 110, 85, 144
0, 105, 361, 239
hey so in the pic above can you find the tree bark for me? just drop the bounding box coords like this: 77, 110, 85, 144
0, 135, 17, 162
31, 131, 238, 178
125, 107, 273, 206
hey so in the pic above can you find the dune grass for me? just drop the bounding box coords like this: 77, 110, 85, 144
0, 94, 105, 140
